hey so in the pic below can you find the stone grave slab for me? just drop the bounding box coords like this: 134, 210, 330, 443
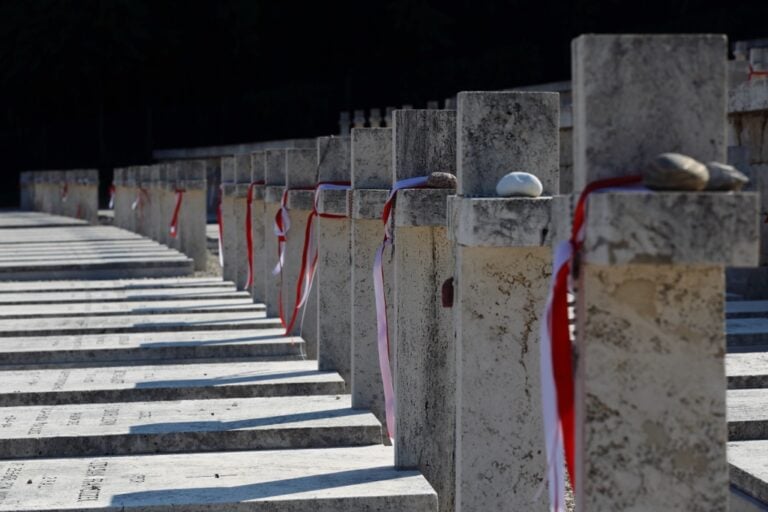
0, 212, 88, 228
730, 440, 768, 506
0, 445, 436, 511
0, 257, 194, 281
0, 287, 247, 305
0, 278, 232, 294
0, 360, 345, 406
727, 352, 768, 389
728, 388, 768, 441
0, 311, 280, 337
0, 395, 380, 457
0, 328, 301, 368
0, 298, 265, 319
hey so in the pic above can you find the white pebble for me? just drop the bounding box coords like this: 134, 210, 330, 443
495, 172, 543, 197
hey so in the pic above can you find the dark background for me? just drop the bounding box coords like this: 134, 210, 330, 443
1, 0, 767, 207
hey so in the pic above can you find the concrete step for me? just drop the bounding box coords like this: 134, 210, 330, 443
727, 352, 768, 389
727, 318, 768, 348
729, 389, 768, 441
0, 360, 344, 406
0, 251, 190, 263
0, 445, 436, 511
0, 395, 381, 458
0, 329, 302, 368
0, 227, 144, 244
0, 277, 232, 294
0, 311, 280, 337
730, 441, 768, 507
0, 298, 265, 319
0, 286, 246, 305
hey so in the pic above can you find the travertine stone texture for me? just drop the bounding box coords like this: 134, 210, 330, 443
352, 189, 390, 219
317, 136, 351, 182
393, 109, 456, 181
449, 196, 552, 247
113, 168, 130, 230
148, 166, 162, 242
264, 149, 286, 186
0, 360, 344, 406
582, 191, 759, 266
0, 445, 437, 512
351, 128, 392, 188
221, 156, 236, 281
394, 189, 452, 227
457, 91, 559, 196
315, 136, 353, 382
177, 160, 207, 271
350, 127, 394, 429
453, 90, 555, 512
285, 149, 317, 189
576, 264, 728, 511
572, 34, 727, 193
316, 189, 348, 216
0, 395, 381, 457
232, 154, 251, 289
394, 226, 455, 511
392, 109, 457, 512
283, 149, 318, 358
455, 246, 549, 510
250, 151, 267, 302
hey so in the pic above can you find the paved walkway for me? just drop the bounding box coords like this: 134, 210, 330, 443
0, 212, 435, 511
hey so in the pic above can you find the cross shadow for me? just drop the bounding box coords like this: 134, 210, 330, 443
110, 466, 420, 507
133, 370, 324, 389
140, 333, 287, 348
128, 408, 367, 434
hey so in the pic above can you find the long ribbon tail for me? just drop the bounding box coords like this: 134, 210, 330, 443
245, 184, 255, 289
108, 185, 115, 209
373, 239, 396, 441
217, 187, 224, 267
169, 190, 184, 238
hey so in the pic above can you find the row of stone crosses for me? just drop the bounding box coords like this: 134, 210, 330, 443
17, 34, 760, 511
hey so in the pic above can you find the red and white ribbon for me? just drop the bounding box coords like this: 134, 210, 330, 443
169, 189, 185, 238
373, 176, 430, 440
217, 184, 224, 267
279, 182, 351, 336
540, 175, 643, 511
108, 185, 116, 209
131, 188, 149, 211
272, 189, 291, 277
60, 184, 69, 203
245, 180, 265, 289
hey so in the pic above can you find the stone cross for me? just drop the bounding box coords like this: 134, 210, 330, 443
392, 108, 456, 512
263, 149, 286, 319
249, 151, 268, 303
349, 127, 393, 431
314, 135, 352, 382
572, 34, 758, 510
175, 160, 207, 271
449, 90, 559, 511
220, 156, 237, 282
282, 149, 318, 357
232, 154, 251, 290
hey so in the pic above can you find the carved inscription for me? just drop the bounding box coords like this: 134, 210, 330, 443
28, 408, 52, 435
100, 408, 119, 426
110, 370, 126, 384
52, 370, 70, 391
1, 415, 16, 428
37, 475, 57, 490
67, 412, 82, 426
0, 463, 24, 503
77, 461, 108, 502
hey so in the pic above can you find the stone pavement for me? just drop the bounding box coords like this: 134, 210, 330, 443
0, 211, 435, 511
728, 298, 768, 510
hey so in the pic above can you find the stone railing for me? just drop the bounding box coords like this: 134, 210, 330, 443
19, 169, 99, 223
